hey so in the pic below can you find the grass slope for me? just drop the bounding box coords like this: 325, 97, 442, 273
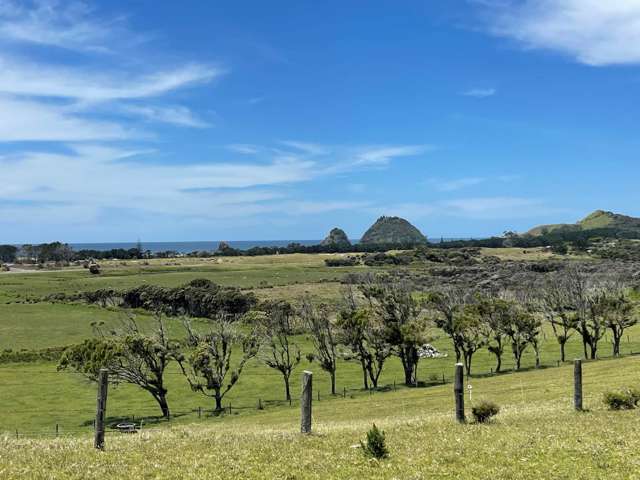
1, 356, 639, 479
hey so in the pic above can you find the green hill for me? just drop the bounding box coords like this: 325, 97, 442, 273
527, 210, 640, 237
360, 216, 427, 245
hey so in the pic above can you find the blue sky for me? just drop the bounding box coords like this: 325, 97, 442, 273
1, 0, 640, 243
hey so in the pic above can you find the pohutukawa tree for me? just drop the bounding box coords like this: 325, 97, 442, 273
360, 276, 428, 387
59, 314, 181, 418
336, 286, 391, 390
258, 301, 301, 401
299, 297, 339, 395
180, 315, 259, 412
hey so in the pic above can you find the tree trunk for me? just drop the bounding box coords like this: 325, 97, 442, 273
214, 392, 223, 412
360, 359, 369, 390
464, 351, 473, 376
330, 370, 336, 395
613, 334, 621, 357
284, 374, 291, 401
152, 392, 171, 419
401, 356, 417, 386
559, 340, 566, 363
495, 354, 501, 373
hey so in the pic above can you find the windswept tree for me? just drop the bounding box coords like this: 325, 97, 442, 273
336, 286, 391, 389
180, 315, 259, 411
564, 267, 604, 359
258, 301, 301, 401
455, 304, 486, 376
503, 309, 540, 370
299, 297, 339, 395
426, 288, 469, 363
360, 277, 428, 386
59, 314, 181, 418
475, 294, 512, 373
601, 288, 637, 357
540, 275, 578, 362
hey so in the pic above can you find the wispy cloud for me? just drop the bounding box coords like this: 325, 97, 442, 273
352, 145, 431, 166
0, 0, 140, 53
378, 196, 562, 221
461, 88, 496, 98
121, 105, 211, 128
279, 140, 329, 156
476, 0, 640, 66
0, 96, 134, 141
0, 57, 221, 102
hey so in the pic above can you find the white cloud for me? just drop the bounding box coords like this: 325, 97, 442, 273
479, 0, 640, 66
461, 88, 496, 98
0, 96, 134, 141
0, 57, 221, 102
0, 0, 143, 53
278, 140, 329, 156
353, 145, 431, 166
0, 146, 317, 219
376, 196, 562, 221
121, 105, 211, 128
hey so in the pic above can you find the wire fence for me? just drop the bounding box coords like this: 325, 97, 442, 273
1, 350, 638, 440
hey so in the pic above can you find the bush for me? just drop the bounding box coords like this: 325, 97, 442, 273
603, 388, 640, 410
472, 400, 500, 423
361, 424, 389, 459
324, 257, 358, 267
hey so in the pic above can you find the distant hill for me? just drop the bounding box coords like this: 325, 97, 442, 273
360, 216, 427, 245
320, 228, 351, 247
527, 210, 640, 237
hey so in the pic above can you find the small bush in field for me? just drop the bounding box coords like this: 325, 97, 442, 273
603, 388, 640, 410
472, 400, 500, 423
361, 424, 389, 459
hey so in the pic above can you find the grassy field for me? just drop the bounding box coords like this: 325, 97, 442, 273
1, 355, 639, 479
1, 251, 640, 437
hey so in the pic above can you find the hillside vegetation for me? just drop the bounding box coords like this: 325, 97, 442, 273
528, 210, 640, 237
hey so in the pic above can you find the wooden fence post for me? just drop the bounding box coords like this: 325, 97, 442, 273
574, 359, 583, 411
454, 363, 465, 423
301, 371, 312, 434
94, 368, 109, 450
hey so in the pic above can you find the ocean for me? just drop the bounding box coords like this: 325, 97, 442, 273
68, 238, 468, 253
70, 240, 323, 254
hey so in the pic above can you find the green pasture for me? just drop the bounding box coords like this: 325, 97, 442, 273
1, 355, 639, 479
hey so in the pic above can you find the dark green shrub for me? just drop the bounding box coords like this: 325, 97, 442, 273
472, 400, 500, 423
361, 424, 389, 459
603, 388, 640, 410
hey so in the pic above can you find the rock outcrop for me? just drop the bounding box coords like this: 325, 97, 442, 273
360, 216, 427, 245
320, 228, 351, 248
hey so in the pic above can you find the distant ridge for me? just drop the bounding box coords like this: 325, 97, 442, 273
360, 216, 427, 245
527, 210, 640, 237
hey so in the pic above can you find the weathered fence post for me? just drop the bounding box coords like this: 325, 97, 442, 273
574, 359, 583, 411
301, 370, 312, 434
454, 363, 465, 423
94, 368, 109, 450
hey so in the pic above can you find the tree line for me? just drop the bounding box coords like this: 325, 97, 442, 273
58, 269, 638, 418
